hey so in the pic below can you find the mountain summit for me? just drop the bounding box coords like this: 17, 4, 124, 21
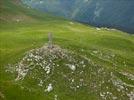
0, 0, 134, 100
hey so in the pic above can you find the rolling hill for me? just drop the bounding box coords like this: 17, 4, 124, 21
0, 0, 134, 100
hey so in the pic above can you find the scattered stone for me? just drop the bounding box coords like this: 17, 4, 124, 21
127, 91, 134, 100
100, 92, 105, 97
93, 50, 98, 54
112, 96, 117, 100
120, 72, 134, 81
72, 79, 74, 83
54, 94, 58, 100
0, 91, 5, 99
38, 80, 43, 87
16, 19, 20, 22
15, 65, 29, 81
81, 49, 84, 52
77, 85, 80, 88
96, 28, 101, 31
45, 83, 53, 92
69, 22, 74, 25
66, 64, 76, 71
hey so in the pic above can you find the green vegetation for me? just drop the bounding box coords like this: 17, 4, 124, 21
0, 0, 134, 100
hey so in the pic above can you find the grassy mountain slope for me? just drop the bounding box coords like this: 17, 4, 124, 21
23, 0, 134, 33
0, 0, 134, 100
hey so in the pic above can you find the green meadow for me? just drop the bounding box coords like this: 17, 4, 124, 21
0, 0, 134, 100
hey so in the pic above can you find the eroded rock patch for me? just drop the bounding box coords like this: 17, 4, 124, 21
5, 44, 134, 100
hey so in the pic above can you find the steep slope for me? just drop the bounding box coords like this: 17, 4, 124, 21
23, 0, 134, 33
0, 0, 61, 23
0, 0, 134, 100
